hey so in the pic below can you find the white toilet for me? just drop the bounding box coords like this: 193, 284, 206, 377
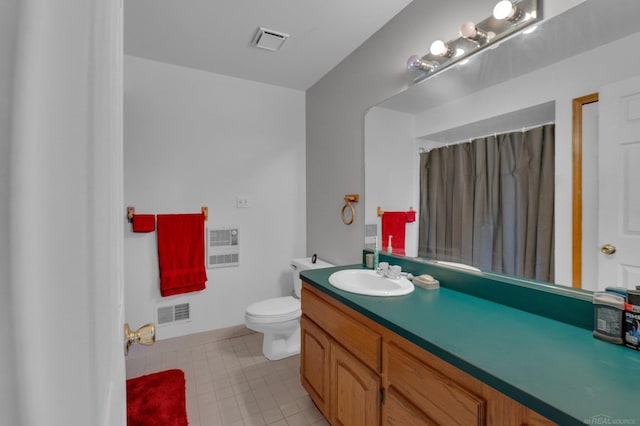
245, 257, 333, 360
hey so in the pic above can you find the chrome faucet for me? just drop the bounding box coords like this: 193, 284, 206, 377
376, 262, 402, 280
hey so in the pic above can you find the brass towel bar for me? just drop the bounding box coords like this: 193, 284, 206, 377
127, 206, 209, 222
377, 206, 414, 217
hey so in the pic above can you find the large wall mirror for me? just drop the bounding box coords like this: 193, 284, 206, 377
365, 0, 640, 292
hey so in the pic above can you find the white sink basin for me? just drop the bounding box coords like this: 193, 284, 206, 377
328, 269, 414, 296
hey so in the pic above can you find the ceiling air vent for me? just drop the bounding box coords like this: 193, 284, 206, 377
252, 27, 289, 51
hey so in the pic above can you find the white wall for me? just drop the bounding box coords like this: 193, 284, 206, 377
0, 0, 19, 424
124, 56, 306, 340
306, 0, 586, 265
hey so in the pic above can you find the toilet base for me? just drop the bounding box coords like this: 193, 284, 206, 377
260, 324, 300, 360
245, 316, 301, 361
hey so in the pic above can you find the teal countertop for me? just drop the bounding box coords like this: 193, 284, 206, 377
301, 264, 640, 426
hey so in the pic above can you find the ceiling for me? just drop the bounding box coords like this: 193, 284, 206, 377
124, 0, 414, 91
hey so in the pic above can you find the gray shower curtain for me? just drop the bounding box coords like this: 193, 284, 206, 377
418, 124, 554, 282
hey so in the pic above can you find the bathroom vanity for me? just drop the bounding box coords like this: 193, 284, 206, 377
300, 262, 640, 425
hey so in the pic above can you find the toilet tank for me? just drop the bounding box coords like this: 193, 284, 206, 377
291, 257, 333, 298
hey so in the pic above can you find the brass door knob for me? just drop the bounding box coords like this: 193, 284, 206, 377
124, 323, 156, 355
601, 244, 617, 255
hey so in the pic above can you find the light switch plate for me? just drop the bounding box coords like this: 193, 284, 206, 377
236, 196, 249, 208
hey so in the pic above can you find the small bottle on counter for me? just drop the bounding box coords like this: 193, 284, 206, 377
373, 237, 379, 270
624, 290, 640, 351
593, 292, 625, 344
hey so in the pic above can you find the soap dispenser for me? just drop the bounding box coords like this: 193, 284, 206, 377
373, 238, 379, 269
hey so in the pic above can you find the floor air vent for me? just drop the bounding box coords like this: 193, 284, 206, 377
207, 227, 239, 268
157, 303, 190, 325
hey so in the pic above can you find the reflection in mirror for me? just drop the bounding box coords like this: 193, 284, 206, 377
364, 0, 640, 290
418, 124, 555, 283
572, 93, 599, 290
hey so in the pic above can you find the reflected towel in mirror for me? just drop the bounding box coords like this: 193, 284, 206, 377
382, 212, 410, 256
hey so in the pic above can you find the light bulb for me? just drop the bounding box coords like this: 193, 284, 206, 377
430, 40, 453, 57
493, 0, 524, 22
493, 0, 517, 20
460, 21, 478, 38
406, 55, 436, 72
459, 21, 490, 41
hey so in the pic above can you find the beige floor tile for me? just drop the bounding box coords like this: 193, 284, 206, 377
242, 414, 267, 426
219, 405, 243, 424
238, 401, 261, 418
125, 328, 322, 426
283, 411, 308, 426
260, 407, 284, 424
278, 400, 301, 418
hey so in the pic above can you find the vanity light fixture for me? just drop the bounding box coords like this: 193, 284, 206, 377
493, 1, 523, 22
406, 55, 437, 72
406, 0, 540, 84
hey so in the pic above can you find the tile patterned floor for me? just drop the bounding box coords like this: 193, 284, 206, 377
126, 326, 328, 426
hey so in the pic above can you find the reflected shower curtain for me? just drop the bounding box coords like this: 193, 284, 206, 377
418, 124, 554, 282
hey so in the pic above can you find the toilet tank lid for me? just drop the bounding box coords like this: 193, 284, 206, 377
292, 257, 334, 271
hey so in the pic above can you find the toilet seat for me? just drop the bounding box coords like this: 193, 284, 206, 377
245, 296, 300, 324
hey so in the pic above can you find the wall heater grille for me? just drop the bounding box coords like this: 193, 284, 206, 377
365, 223, 378, 250
207, 227, 239, 268
157, 303, 190, 325
365, 223, 378, 237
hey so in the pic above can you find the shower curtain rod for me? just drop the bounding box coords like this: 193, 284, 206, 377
418, 121, 555, 154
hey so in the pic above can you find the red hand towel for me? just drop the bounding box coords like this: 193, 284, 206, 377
381, 212, 408, 256
132, 214, 156, 233
157, 214, 207, 297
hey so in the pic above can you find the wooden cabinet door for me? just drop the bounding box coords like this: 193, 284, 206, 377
383, 387, 436, 426
385, 342, 486, 425
300, 316, 331, 418
331, 343, 381, 426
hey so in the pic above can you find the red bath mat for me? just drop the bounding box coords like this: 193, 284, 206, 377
126, 369, 188, 426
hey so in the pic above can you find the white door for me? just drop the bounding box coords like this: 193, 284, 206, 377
598, 75, 640, 290
9, 1, 125, 424
91, 1, 127, 424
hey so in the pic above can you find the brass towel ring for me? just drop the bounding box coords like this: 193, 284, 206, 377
341, 203, 355, 225
341, 194, 359, 225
